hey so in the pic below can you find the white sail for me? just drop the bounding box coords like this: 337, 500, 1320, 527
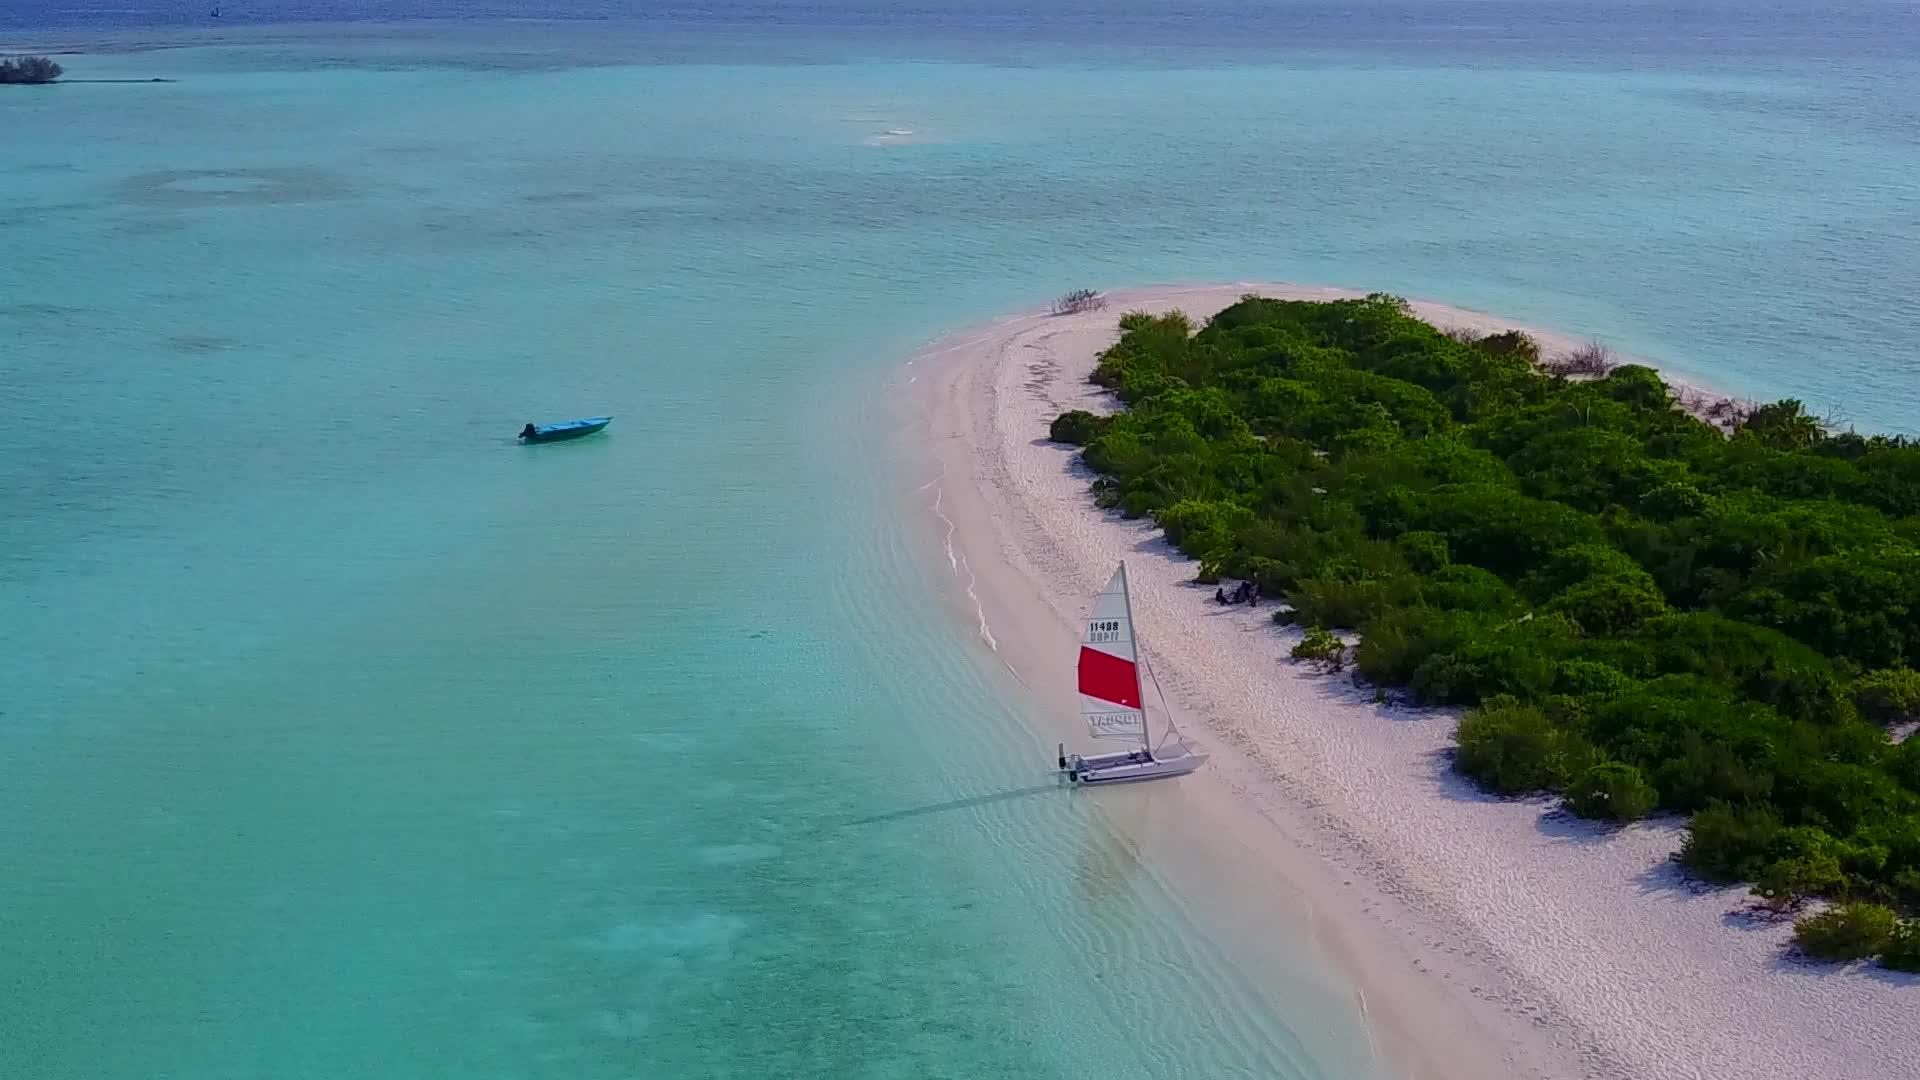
1078, 564, 1147, 744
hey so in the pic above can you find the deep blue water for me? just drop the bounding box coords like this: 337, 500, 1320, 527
8, 1, 1920, 67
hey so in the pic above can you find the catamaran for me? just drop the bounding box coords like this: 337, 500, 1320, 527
1057, 562, 1209, 784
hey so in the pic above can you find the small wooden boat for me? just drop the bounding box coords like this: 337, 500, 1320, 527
518, 417, 611, 443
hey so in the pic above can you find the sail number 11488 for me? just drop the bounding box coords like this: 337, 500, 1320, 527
1087, 620, 1124, 643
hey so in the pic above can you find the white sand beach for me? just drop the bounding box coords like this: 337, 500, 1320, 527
902, 284, 1917, 1080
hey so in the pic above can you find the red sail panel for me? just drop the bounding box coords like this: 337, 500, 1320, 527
1078, 646, 1141, 708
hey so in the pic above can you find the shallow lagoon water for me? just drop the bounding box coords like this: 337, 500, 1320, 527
3, 5, 1917, 1077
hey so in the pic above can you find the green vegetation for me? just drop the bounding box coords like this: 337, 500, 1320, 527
1679, 801, 1782, 883
1793, 903, 1897, 961
1290, 626, 1347, 673
1564, 761, 1659, 822
1880, 920, 1920, 972
1052, 294, 1920, 966
1454, 697, 1592, 794
0, 56, 62, 85
1852, 666, 1920, 727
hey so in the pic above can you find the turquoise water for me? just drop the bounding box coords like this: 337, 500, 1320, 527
4, 10, 1918, 1078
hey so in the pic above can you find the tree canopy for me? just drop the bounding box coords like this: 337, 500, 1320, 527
1054, 294, 1920, 964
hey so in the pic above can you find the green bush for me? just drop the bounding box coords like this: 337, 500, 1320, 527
1651, 733, 1774, 813
1519, 543, 1647, 602
1625, 612, 1853, 725
1419, 564, 1525, 615
1888, 739, 1920, 795
1679, 801, 1781, 883
1879, 921, 1920, 972
1731, 551, 1920, 672
1773, 759, 1911, 839
1640, 481, 1710, 521
1407, 483, 1606, 578
1395, 530, 1450, 572
1564, 761, 1658, 822
1454, 699, 1585, 794
1891, 867, 1920, 910
1411, 637, 1561, 705
1052, 295, 1920, 903
1553, 660, 1635, 699
1546, 574, 1669, 636
1286, 574, 1418, 630
1048, 409, 1107, 445
1752, 851, 1847, 910
1792, 902, 1897, 961
1156, 498, 1253, 559
1853, 666, 1920, 727
1740, 399, 1825, 453
1291, 626, 1346, 673
1353, 607, 1470, 686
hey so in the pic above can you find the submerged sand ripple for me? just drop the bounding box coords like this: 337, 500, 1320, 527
117, 167, 353, 208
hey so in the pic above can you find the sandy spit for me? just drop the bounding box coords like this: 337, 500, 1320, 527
900, 283, 1917, 1080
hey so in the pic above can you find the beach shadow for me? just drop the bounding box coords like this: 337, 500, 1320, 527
842, 783, 1058, 827
1630, 857, 1724, 902
1409, 738, 1578, 811
1768, 950, 1863, 980
1200, 605, 1253, 618
1723, 903, 1797, 932
1420, 745, 1539, 806
1862, 963, 1920, 988
1759, 924, 1920, 985
1063, 453, 1102, 484
1534, 807, 1621, 846
1128, 533, 1184, 557
1283, 653, 1435, 725
1534, 805, 1688, 848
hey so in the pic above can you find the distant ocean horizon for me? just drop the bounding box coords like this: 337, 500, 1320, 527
10, 2, 1920, 74
5, 3, 1917, 1078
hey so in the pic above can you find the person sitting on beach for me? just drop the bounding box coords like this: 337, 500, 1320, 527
1214, 586, 1227, 604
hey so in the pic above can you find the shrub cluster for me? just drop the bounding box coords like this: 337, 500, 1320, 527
1052, 288, 1106, 315
0, 56, 62, 85
1058, 294, 1920, 964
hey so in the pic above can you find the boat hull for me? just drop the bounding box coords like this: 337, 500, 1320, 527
1064, 747, 1209, 785
520, 418, 611, 443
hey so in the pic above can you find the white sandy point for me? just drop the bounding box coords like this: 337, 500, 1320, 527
904, 282, 1919, 1080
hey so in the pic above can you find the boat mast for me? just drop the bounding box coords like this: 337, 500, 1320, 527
1117, 561, 1152, 753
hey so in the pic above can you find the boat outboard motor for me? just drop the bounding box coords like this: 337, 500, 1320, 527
1057, 743, 1066, 770
519, 423, 537, 439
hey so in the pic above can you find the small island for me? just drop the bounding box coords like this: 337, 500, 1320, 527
1051, 294, 1920, 971
0, 55, 64, 85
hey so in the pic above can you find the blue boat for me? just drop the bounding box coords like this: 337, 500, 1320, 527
519, 416, 611, 443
